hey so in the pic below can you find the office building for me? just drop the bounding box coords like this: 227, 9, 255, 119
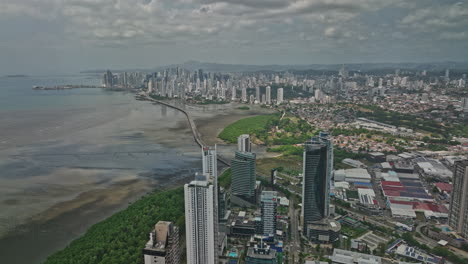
238, 134, 252, 152
302, 138, 329, 229
301, 136, 339, 242
231, 151, 256, 205
184, 177, 216, 264
103, 70, 114, 88
266, 86, 271, 104
319, 131, 333, 217
143, 221, 180, 264
277, 88, 283, 104
449, 160, 468, 238
260, 191, 277, 236
256, 87, 260, 102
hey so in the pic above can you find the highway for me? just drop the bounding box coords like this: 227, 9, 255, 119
289, 196, 300, 264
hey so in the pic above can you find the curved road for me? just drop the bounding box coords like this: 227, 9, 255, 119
143, 94, 230, 166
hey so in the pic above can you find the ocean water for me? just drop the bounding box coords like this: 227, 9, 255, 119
0, 74, 201, 263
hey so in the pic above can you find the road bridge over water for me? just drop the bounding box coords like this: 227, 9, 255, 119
143, 94, 230, 166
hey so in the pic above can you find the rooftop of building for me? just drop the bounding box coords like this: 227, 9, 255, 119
306, 218, 341, 232
331, 248, 381, 264
246, 244, 277, 260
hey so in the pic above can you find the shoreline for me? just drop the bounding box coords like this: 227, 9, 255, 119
0, 97, 267, 264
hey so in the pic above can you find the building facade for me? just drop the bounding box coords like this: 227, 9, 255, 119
319, 131, 333, 217
238, 134, 252, 152
266, 86, 271, 104
231, 151, 256, 203
449, 160, 468, 238
301, 138, 329, 231
260, 191, 278, 236
202, 146, 217, 181
277, 88, 283, 104
201, 146, 219, 262
184, 178, 216, 264
143, 221, 180, 264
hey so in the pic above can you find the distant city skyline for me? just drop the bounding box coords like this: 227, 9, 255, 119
1, 0, 468, 74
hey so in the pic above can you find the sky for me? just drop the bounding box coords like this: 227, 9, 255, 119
0, 0, 468, 75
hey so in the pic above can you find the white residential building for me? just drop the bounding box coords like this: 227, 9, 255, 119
266, 86, 271, 104
184, 178, 216, 264
237, 134, 251, 152
277, 88, 284, 104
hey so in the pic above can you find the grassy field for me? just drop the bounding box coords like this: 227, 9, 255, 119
256, 156, 302, 177
341, 225, 369, 238
237, 106, 250, 110
218, 114, 278, 143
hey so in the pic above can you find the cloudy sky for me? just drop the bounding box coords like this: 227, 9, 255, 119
1, 0, 467, 74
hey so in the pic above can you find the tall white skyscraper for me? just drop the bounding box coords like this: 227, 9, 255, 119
202, 146, 217, 181
185, 177, 216, 264
256, 87, 260, 102
231, 86, 236, 101
266, 86, 271, 104
274, 75, 280, 84
148, 79, 153, 94
277, 88, 284, 104
242, 87, 247, 102
237, 134, 251, 152
201, 146, 219, 261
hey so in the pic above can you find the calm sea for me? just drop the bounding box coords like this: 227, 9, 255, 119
0, 74, 201, 264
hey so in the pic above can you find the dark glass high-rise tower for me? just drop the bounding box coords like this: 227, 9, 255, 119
231, 151, 256, 203
301, 138, 329, 231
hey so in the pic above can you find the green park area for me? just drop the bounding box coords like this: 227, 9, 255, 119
237, 106, 250, 110
218, 113, 315, 145
43, 188, 185, 264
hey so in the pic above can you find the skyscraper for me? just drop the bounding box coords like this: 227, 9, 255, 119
242, 87, 247, 102
238, 134, 251, 152
103, 70, 114, 88
277, 88, 284, 104
143, 221, 180, 264
148, 79, 153, 94
301, 138, 329, 231
231, 151, 256, 204
462, 97, 468, 114
261, 191, 278, 236
301, 136, 340, 243
449, 160, 468, 239
202, 146, 217, 181
256, 87, 260, 102
319, 131, 333, 217
184, 176, 216, 264
231, 86, 236, 101
201, 146, 219, 262
266, 86, 271, 105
